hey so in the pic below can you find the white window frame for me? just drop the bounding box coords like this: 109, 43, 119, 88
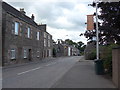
11, 49, 16, 59
44, 32, 46, 38
48, 40, 50, 47
15, 22, 19, 35
44, 39, 46, 47
24, 49, 27, 58
37, 51, 40, 58
27, 27, 31, 38
37, 32, 40, 40
48, 35, 50, 39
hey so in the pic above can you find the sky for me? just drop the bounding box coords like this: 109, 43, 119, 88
3, 0, 95, 44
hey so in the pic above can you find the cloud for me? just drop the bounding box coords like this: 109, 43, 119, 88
47, 26, 87, 44
4, 0, 94, 44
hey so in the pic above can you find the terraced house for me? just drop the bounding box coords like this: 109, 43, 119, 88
2, 2, 53, 66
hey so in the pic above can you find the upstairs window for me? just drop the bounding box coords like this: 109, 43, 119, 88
44, 39, 46, 47
11, 49, 16, 59
48, 35, 50, 39
15, 22, 19, 35
48, 40, 50, 47
37, 32, 40, 40
44, 32, 47, 38
27, 27, 31, 38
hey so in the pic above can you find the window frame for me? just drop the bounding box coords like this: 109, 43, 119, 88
44, 39, 46, 47
37, 51, 40, 58
23, 49, 27, 59
14, 22, 19, 35
27, 27, 31, 38
37, 32, 40, 40
10, 49, 16, 59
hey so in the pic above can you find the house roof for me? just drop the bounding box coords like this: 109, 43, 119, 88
2, 2, 38, 28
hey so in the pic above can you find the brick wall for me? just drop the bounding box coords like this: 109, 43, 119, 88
112, 47, 120, 89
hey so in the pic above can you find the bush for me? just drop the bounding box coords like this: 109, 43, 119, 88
88, 49, 96, 60
85, 49, 96, 60
100, 44, 119, 76
53, 48, 56, 57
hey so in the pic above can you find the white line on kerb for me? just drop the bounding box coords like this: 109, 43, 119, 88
17, 67, 42, 75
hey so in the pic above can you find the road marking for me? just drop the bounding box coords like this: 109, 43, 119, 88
17, 62, 57, 75
45, 64, 51, 66
45, 62, 57, 67
17, 67, 42, 75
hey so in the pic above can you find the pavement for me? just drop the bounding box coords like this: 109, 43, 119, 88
52, 57, 117, 88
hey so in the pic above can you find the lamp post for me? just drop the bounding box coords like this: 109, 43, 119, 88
95, 1, 99, 60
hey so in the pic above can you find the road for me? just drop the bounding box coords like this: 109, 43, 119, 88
2, 56, 80, 88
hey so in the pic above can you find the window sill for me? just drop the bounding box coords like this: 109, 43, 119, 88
10, 58, 16, 61
14, 34, 19, 36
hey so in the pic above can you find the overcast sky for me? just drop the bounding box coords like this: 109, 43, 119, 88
4, 0, 95, 44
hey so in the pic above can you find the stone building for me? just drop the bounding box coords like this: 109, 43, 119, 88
2, 2, 53, 66
53, 39, 79, 57
71, 46, 80, 56
40, 24, 53, 58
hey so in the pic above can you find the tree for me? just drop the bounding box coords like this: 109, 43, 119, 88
65, 39, 75, 45
65, 39, 86, 52
84, 2, 120, 45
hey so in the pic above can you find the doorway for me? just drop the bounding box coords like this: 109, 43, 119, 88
28, 49, 32, 61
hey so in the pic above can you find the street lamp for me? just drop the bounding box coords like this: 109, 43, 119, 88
95, 0, 99, 60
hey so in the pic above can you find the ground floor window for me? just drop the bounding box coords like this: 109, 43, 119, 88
37, 51, 40, 58
24, 49, 27, 58
11, 49, 16, 59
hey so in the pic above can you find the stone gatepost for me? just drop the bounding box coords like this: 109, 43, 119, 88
112, 47, 120, 90
0, 0, 2, 89
0, 0, 2, 66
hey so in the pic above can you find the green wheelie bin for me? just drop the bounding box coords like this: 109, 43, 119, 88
94, 59, 104, 75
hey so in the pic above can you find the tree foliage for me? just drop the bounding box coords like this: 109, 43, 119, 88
65, 39, 86, 52
84, 2, 120, 45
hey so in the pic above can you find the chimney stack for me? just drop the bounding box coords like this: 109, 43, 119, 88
20, 8, 26, 14
31, 14, 34, 21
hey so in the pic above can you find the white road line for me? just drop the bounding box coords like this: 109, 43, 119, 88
45, 62, 57, 67
45, 64, 51, 66
17, 67, 42, 75
17, 62, 57, 75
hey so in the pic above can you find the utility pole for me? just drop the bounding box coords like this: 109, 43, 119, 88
95, 1, 99, 60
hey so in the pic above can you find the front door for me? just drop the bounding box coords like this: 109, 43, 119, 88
28, 49, 32, 61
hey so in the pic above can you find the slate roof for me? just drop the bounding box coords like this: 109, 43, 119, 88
2, 2, 38, 28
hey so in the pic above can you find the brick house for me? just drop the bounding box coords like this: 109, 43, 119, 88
2, 2, 53, 66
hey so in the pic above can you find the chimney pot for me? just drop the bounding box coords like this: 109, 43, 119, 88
20, 8, 26, 14
31, 14, 35, 21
